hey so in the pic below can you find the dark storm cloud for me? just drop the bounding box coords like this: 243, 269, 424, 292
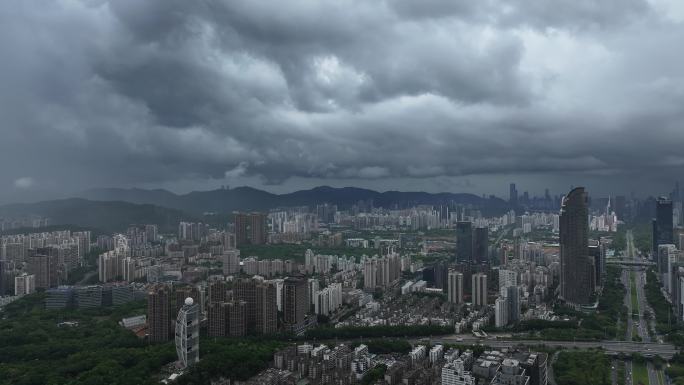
0, 0, 683, 200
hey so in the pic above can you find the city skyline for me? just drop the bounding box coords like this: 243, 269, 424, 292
4, 1, 684, 383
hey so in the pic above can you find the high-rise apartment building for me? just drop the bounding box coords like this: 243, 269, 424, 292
14, 273, 35, 296
257, 281, 278, 334
506, 286, 520, 323
221, 249, 241, 275
234, 212, 268, 246
27, 252, 58, 290
472, 273, 487, 307
560, 187, 595, 305
499, 269, 517, 296
495, 297, 508, 327
227, 300, 247, 337
208, 281, 227, 304
234, 278, 258, 334
148, 284, 170, 343
447, 269, 464, 304
207, 302, 227, 337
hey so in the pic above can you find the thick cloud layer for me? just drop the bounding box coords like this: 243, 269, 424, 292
1, 0, 684, 200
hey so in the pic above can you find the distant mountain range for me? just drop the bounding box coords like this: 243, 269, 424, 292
77, 186, 510, 215
0, 186, 511, 233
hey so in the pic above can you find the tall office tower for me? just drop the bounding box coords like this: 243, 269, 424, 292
455, 221, 473, 263
148, 284, 170, 343
506, 286, 520, 323
472, 273, 487, 307
226, 300, 247, 337
175, 297, 200, 369
207, 302, 227, 337
447, 269, 464, 304
234, 278, 258, 334
473, 227, 489, 264
234, 212, 268, 246
174, 286, 200, 316
221, 249, 241, 275
654, 197, 674, 257
257, 281, 278, 334
509, 183, 518, 205
208, 281, 227, 304
283, 276, 307, 335
560, 187, 595, 305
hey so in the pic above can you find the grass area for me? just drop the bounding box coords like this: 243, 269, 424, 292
632, 324, 642, 342
630, 271, 639, 316
657, 370, 666, 385
632, 360, 649, 385
616, 313, 625, 341
617, 360, 626, 385
553, 350, 611, 385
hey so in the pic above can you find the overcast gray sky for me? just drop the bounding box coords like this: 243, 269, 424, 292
1, 0, 684, 202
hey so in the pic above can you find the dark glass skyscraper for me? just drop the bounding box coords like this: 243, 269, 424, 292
455, 221, 473, 263
653, 197, 674, 256
509, 183, 518, 205
473, 227, 489, 264
283, 276, 307, 335
560, 187, 595, 305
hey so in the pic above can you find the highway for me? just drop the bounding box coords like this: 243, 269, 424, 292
411, 335, 677, 359
625, 230, 667, 384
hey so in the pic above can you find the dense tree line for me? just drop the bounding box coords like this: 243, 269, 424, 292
0, 294, 175, 385
553, 351, 611, 385
361, 364, 387, 385
174, 339, 286, 385
644, 269, 677, 333
354, 339, 412, 355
